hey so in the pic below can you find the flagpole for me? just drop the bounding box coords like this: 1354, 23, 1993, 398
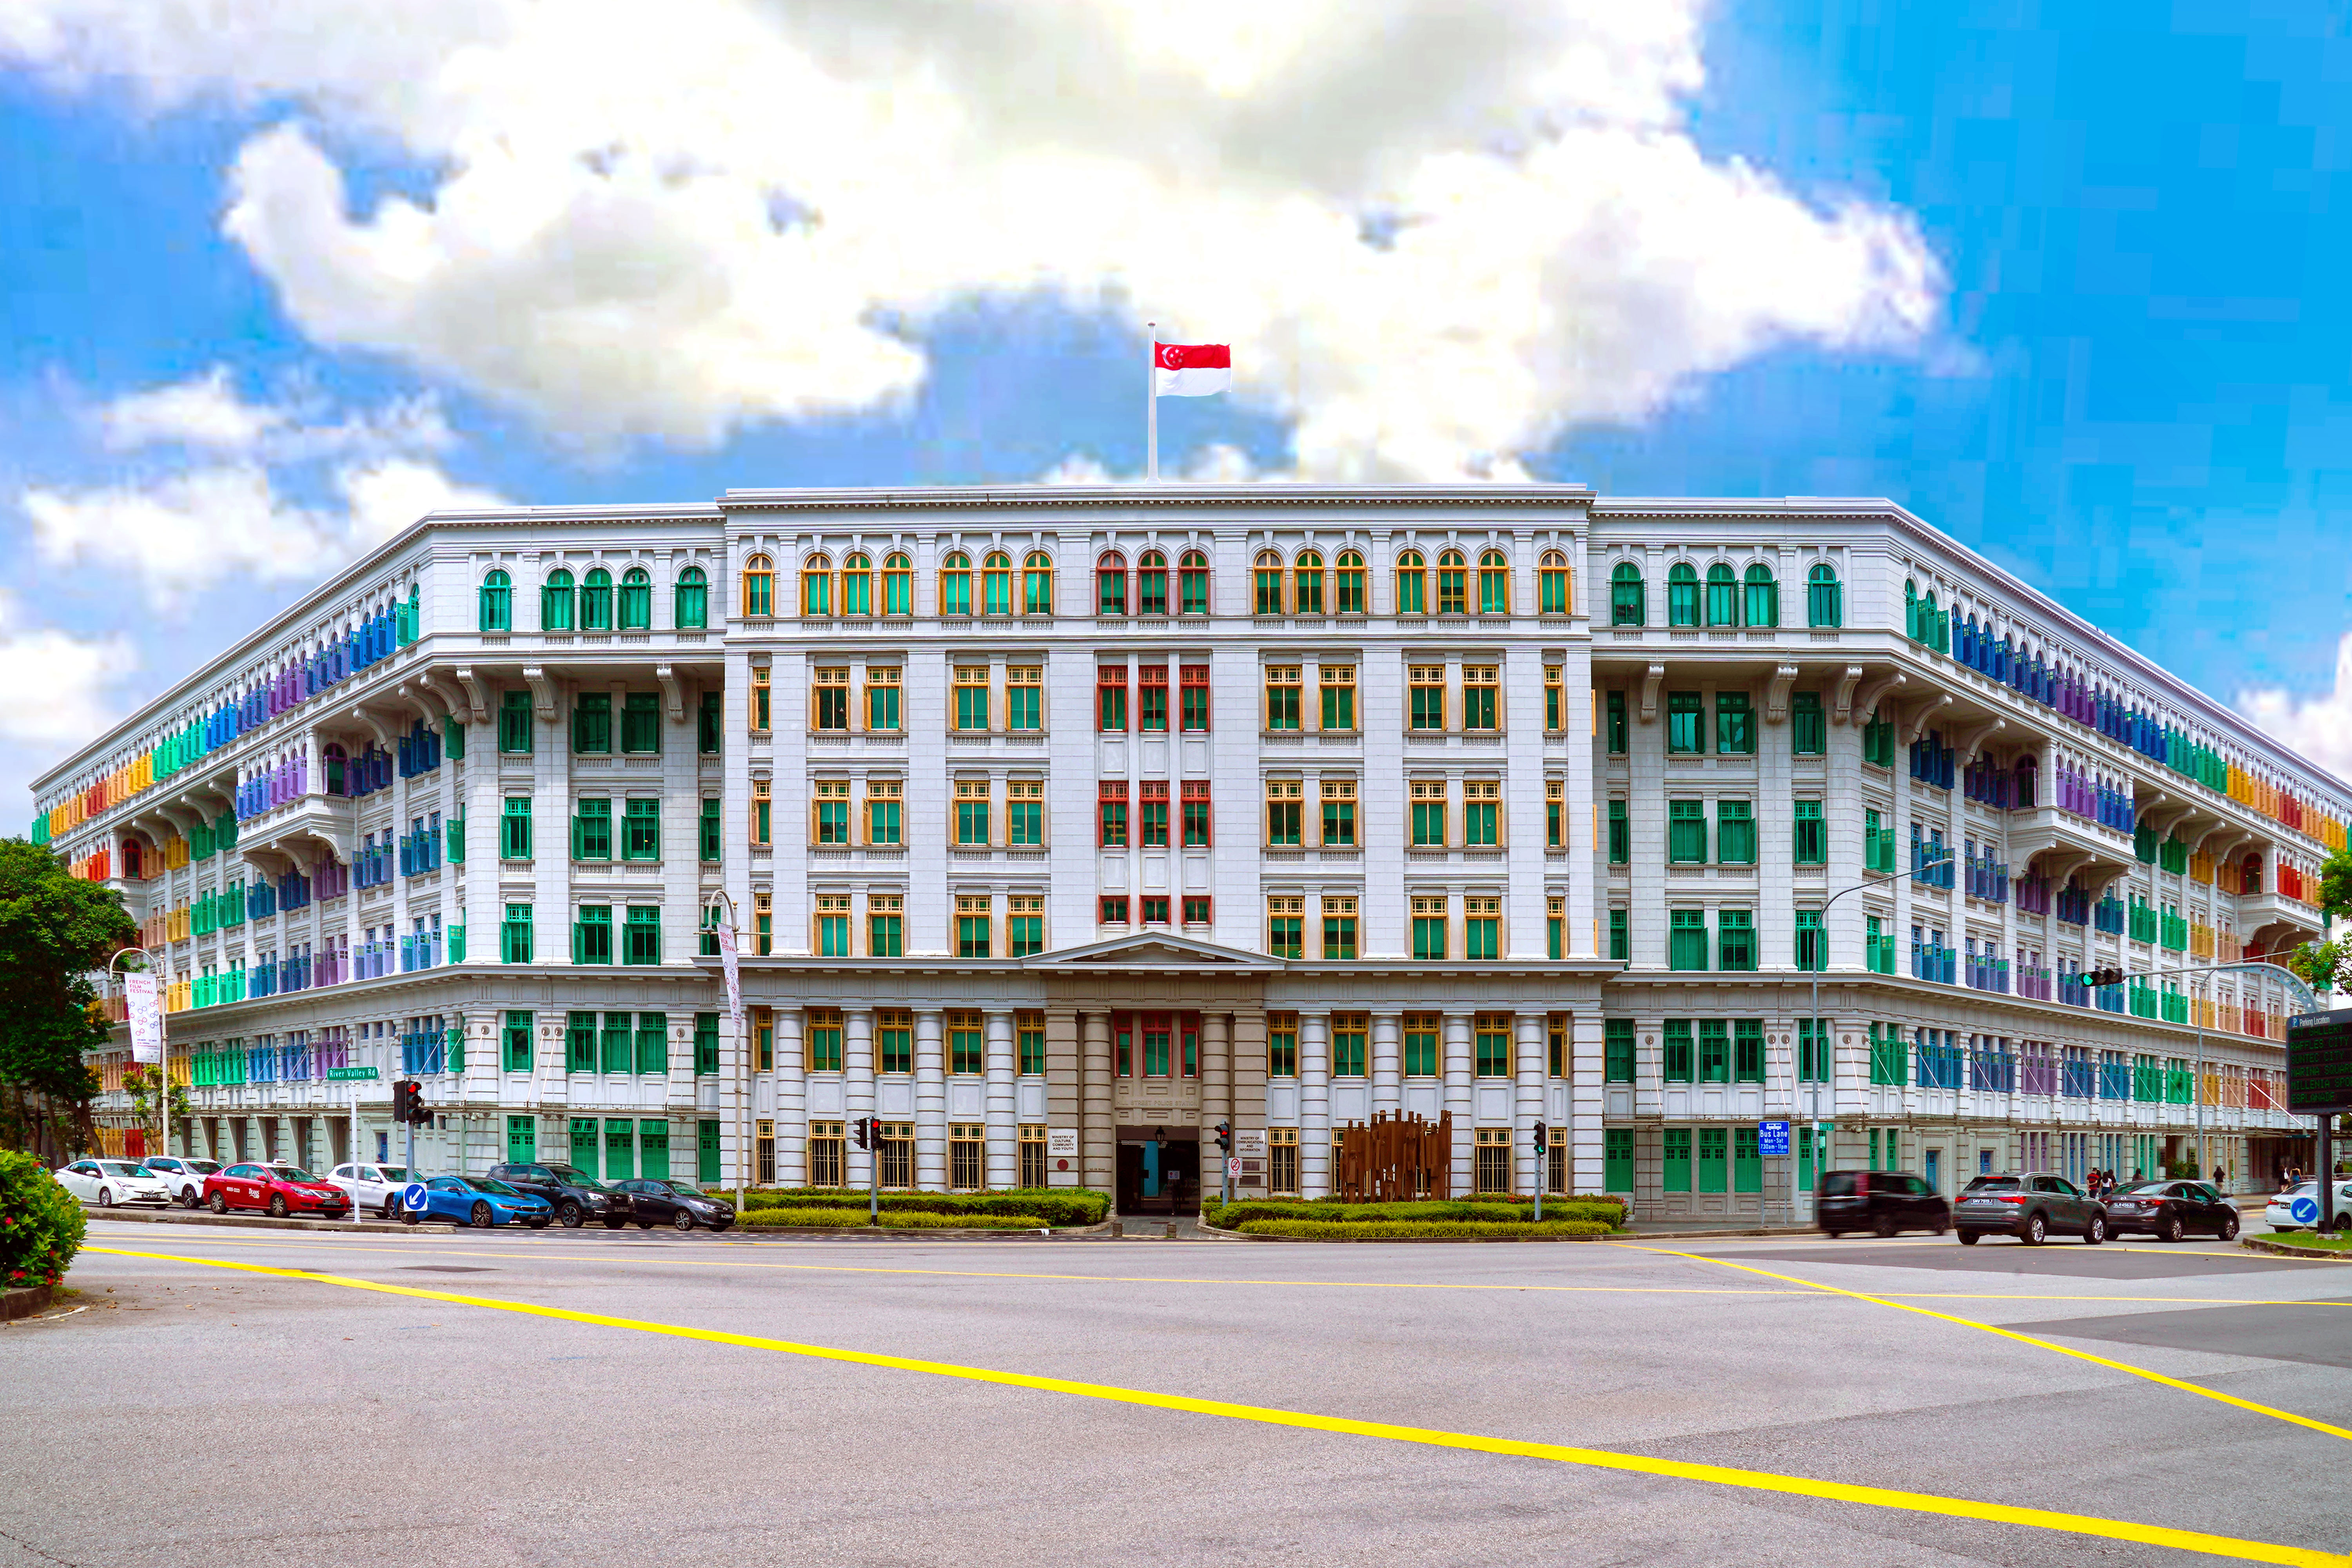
1146, 320, 1158, 482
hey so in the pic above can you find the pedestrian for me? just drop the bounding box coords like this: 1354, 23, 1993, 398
2215, 1164, 2227, 1190
2084, 1166, 2099, 1196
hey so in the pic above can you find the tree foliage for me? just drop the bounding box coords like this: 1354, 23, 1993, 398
0, 838, 136, 1151
2321, 847, 2352, 925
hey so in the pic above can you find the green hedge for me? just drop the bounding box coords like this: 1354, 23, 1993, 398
740, 1189, 1108, 1227
1235, 1218, 1613, 1241
738, 1207, 1052, 1231
1, 1149, 85, 1289
1203, 1198, 1622, 1229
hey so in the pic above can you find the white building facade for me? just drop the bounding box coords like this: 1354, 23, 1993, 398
52, 486, 2341, 1215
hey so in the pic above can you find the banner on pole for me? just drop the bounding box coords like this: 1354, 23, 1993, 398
717, 920, 743, 1024
125, 970, 163, 1064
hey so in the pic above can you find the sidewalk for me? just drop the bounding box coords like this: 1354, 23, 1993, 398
76, 1206, 416, 1236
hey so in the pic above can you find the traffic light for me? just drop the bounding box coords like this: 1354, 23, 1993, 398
1214, 1121, 1232, 1154
852, 1117, 870, 1151
392, 1080, 426, 1124
2077, 966, 2125, 989
1531, 1120, 1547, 1157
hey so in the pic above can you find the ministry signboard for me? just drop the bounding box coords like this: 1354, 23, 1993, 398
2286, 1012, 2352, 1116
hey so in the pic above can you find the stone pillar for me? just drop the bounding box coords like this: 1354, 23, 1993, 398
1515, 1011, 1547, 1196
1443, 1011, 1474, 1195
1045, 1006, 1080, 1187
1082, 1011, 1114, 1198
844, 1007, 875, 1189
984, 1008, 1017, 1188
915, 1008, 946, 1191
776, 1008, 806, 1188
1370, 1011, 1402, 1118
1572, 1010, 1605, 1195
1299, 1011, 1332, 1198
1231, 1008, 1269, 1193
1201, 1011, 1232, 1139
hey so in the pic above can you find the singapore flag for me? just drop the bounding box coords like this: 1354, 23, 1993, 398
1153, 342, 1230, 397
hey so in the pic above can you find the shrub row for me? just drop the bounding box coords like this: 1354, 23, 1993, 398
738, 1206, 1051, 1231
740, 1188, 1108, 1226
1234, 1218, 1613, 1241
1203, 1198, 1622, 1229
0, 1149, 84, 1289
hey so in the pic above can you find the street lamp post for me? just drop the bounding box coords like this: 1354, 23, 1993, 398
1793, 850, 1951, 1228
109, 946, 166, 1160
703, 891, 747, 1214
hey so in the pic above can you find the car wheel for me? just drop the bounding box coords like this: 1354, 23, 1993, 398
469, 1202, 493, 1229
268, 1194, 288, 1219
636, 1221, 653, 1230
183, 1187, 204, 1209
208, 1192, 227, 1214
526, 1218, 551, 1230
381, 1196, 401, 1220
1822, 1228, 1841, 1239
402, 1209, 420, 1225
604, 1218, 626, 1229
1873, 1213, 1897, 1239
2023, 1212, 2047, 1245
96, 1186, 113, 1207
711, 1223, 731, 1234
1931, 1216, 1949, 1236
673, 1209, 696, 1232
1958, 1230, 1980, 1245
2158, 1214, 2183, 1243
2219, 1212, 2240, 1241
558, 1202, 583, 1229
2083, 1214, 2105, 1245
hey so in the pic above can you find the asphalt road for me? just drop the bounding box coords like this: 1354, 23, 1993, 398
5, 1220, 2350, 1568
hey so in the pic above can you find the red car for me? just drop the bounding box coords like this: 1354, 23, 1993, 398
202, 1162, 353, 1220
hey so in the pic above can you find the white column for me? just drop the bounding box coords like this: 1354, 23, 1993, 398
777, 1009, 806, 1187
1299, 1012, 1331, 1198
844, 1007, 874, 1189
915, 1007, 946, 1191
1370, 1011, 1402, 1119
1443, 1011, 1474, 1195
984, 1008, 1018, 1188
1514, 1012, 1547, 1197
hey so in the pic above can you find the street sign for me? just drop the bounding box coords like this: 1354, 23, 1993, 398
402, 1183, 427, 1210
2287, 1013, 2352, 1115
2291, 1194, 2320, 1226
327, 1066, 379, 1081
1757, 1120, 1790, 1157
1226, 1156, 1241, 1181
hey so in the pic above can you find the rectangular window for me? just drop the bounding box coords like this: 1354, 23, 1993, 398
1098, 781, 1129, 848
1662, 1019, 1694, 1082
877, 1011, 913, 1074
574, 905, 612, 965
750, 666, 771, 733
1464, 895, 1500, 960
1018, 1123, 1047, 1187
865, 779, 902, 846
1319, 664, 1357, 731
499, 689, 534, 754
1263, 665, 1302, 731
1608, 799, 1630, 864
1605, 1018, 1636, 1082
1461, 665, 1499, 731
1793, 799, 1825, 865
1548, 895, 1563, 959
1667, 799, 1706, 864
1320, 895, 1357, 960
812, 667, 849, 732
1545, 666, 1564, 733
1606, 689, 1628, 753
699, 797, 721, 862
1018, 1012, 1047, 1076
1717, 800, 1755, 865
955, 778, 992, 847
1331, 1013, 1367, 1076
1267, 895, 1305, 960
863, 666, 902, 732
956, 894, 992, 958
807, 1122, 843, 1188
699, 690, 722, 754
572, 798, 613, 860
1604, 1127, 1635, 1192
754, 892, 772, 955
814, 894, 851, 957
756, 1119, 775, 1186
633, 1012, 666, 1075
1007, 894, 1044, 957
623, 906, 661, 966
1795, 908, 1824, 972
1698, 1019, 1730, 1083
572, 693, 612, 755
1006, 779, 1043, 846
1474, 1013, 1511, 1076
1403, 1014, 1439, 1076
806, 1009, 843, 1073
867, 894, 903, 958
621, 692, 661, 754
1005, 665, 1042, 732
1268, 1126, 1299, 1195
1410, 779, 1448, 847
1718, 909, 1756, 971
1179, 665, 1210, 731
808, 780, 851, 847
503, 1010, 533, 1072
1463, 780, 1500, 847
694, 1013, 720, 1076
500, 903, 533, 964
1267, 1013, 1298, 1076
501, 796, 532, 861
1182, 894, 1214, 925
954, 665, 991, 731
1669, 908, 1707, 971
1548, 1013, 1569, 1077
1791, 692, 1825, 755
1662, 1128, 1691, 1192
1412, 895, 1448, 960
1139, 781, 1169, 847
1181, 780, 1212, 847
1139, 665, 1169, 731
1666, 691, 1703, 754
1408, 665, 1446, 731
948, 1011, 985, 1075
1265, 779, 1304, 847
1608, 907, 1628, 962
622, 797, 661, 860
566, 1012, 597, 1074
948, 1123, 984, 1191
1098, 666, 1129, 732
1099, 895, 1129, 925
1733, 1018, 1765, 1083
1716, 692, 1755, 755
750, 779, 771, 847
1546, 779, 1564, 849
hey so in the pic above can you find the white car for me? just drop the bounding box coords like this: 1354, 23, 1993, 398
2263, 1181, 2352, 1232
329, 1163, 416, 1220
53, 1158, 173, 1207
139, 1156, 223, 1207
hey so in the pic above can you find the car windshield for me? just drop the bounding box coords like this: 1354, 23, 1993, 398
1962, 1176, 2019, 1192
661, 1181, 707, 1197
374, 1167, 408, 1181
98, 1162, 150, 1176
463, 1178, 521, 1196
546, 1166, 593, 1185
187, 1160, 220, 1173
271, 1167, 318, 1182
2114, 1181, 2171, 1195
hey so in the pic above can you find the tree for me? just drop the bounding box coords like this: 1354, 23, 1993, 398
2320, 846, 2352, 925
121, 1063, 190, 1158
2285, 939, 2352, 997
0, 838, 136, 1160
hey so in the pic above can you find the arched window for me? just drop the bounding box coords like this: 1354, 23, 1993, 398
1667, 562, 1700, 626
1806, 563, 1841, 628
742, 554, 775, 618
1904, 578, 1919, 641
1478, 549, 1509, 614
323, 742, 347, 797
982, 551, 1014, 616
1336, 549, 1366, 615
477, 569, 511, 632
1705, 563, 1739, 626
1924, 591, 1946, 653
1610, 561, 1644, 626
1436, 549, 1468, 615
1254, 551, 1285, 616
673, 565, 708, 629
841, 553, 873, 617
882, 553, 912, 616
541, 567, 575, 632
619, 566, 653, 629
1294, 550, 1326, 615
1136, 550, 1167, 616
1743, 563, 1779, 628
1538, 551, 1570, 615
1395, 550, 1427, 615
1023, 551, 1054, 615
802, 554, 833, 617
1178, 549, 1210, 615
581, 566, 613, 630
1098, 552, 1129, 617
940, 551, 973, 616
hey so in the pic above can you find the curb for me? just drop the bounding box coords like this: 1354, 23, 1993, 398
1196, 1218, 1812, 1243
2239, 1236, 2352, 1262
84, 1207, 418, 1236
2, 1284, 54, 1321
735, 1221, 1112, 1239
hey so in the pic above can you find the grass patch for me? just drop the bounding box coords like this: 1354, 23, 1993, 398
1235, 1218, 1614, 1241
740, 1189, 1107, 1227
2253, 1230, 2352, 1252
737, 1207, 1053, 1231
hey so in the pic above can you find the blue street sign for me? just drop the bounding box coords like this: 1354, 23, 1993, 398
403, 1183, 427, 1211
2291, 1195, 2318, 1225
1757, 1120, 1791, 1157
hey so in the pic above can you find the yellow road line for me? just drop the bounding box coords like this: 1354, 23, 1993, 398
83, 1246, 2347, 1568
1615, 1243, 2352, 1443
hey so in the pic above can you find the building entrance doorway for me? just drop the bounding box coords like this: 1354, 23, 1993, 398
1117, 1128, 1200, 1215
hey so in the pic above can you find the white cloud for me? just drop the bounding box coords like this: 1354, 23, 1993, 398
3, 0, 1945, 479
2239, 634, 2352, 787
93, 365, 456, 461
20, 457, 506, 612
0, 590, 136, 825
98, 365, 289, 450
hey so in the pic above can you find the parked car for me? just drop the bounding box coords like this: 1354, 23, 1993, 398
1817, 1170, 1950, 1238
486, 1162, 622, 1229
2102, 1180, 2239, 1241
608, 1178, 736, 1232
2263, 1180, 2352, 1233
1953, 1172, 2104, 1245
53, 1158, 173, 1207
327, 1163, 415, 1220
400, 1175, 553, 1229
201, 1163, 354, 1219
139, 1156, 221, 1207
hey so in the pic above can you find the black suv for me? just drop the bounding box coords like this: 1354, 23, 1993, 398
1954, 1172, 2105, 1245
1817, 1170, 1951, 1238
486, 1162, 623, 1229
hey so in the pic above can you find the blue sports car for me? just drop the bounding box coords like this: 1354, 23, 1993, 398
402, 1175, 554, 1229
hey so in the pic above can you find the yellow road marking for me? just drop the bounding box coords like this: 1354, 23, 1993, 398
1616, 1243, 2352, 1443
83, 1246, 2348, 1568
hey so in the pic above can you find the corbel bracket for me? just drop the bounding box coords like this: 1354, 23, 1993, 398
1637, 662, 1666, 725
1764, 664, 1799, 725
1830, 664, 1864, 725
1901, 693, 1954, 747
524, 666, 558, 725
656, 663, 685, 724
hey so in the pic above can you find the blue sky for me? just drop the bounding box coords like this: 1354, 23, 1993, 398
4, 0, 2352, 810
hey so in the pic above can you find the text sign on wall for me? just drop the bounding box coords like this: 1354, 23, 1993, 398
2287, 1013, 2352, 1115
1046, 1129, 1079, 1159
1233, 1129, 1267, 1161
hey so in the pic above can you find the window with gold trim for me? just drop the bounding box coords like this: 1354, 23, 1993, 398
802, 554, 833, 617
954, 779, 991, 847
749, 665, 771, 733
1544, 665, 1564, 732
877, 1009, 913, 1073
865, 779, 901, 846
1437, 549, 1468, 615
742, 554, 774, 618
1269, 1125, 1300, 1193
1319, 779, 1356, 847
1267, 895, 1305, 959
806, 1007, 843, 1073
1465, 896, 1502, 961
868, 892, 903, 957
1294, 550, 1325, 615
1410, 779, 1447, 848
750, 779, 771, 848
1006, 665, 1042, 732
1264, 665, 1302, 731
864, 666, 901, 732
812, 780, 850, 846
813, 893, 851, 956
1318, 664, 1356, 732
1396, 550, 1427, 616
1463, 779, 1501, 847
1321, 895, 1358, 960
812, 666, 849, 731
754, 891, 772, 955
1265, 779, 1304, 847
939, 551, 973, 616
948, 1122, 985, 1190
1408, 664, 1445, 731
1461, 664, 1499, 731
955, 893, 992, 958
1412, 895, 1449, 960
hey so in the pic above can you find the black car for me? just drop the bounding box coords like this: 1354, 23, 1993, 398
609, 1178, 736, 1232
2101, 1179, 2239, 1241
1953, 1171, 2105, 1245
1817, 1170, 1951, 1238
487, 1162, 625, 1229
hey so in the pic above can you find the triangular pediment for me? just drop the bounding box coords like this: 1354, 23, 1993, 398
1021, 932, 1284, 970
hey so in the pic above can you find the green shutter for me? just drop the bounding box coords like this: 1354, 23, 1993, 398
1697, 1127, 1728, 1192
506, 1115, 536, 1164
698, 1119, 722, 1184
605, 1118, 635, 1180
568, 1117, 599, 1178
1662, 1128, 1691, 1192
694, 1013, 720, 1075
1604, 1128, 1635, 1192
636, 1012, 667, 1074
639, 1120, 671, 1181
